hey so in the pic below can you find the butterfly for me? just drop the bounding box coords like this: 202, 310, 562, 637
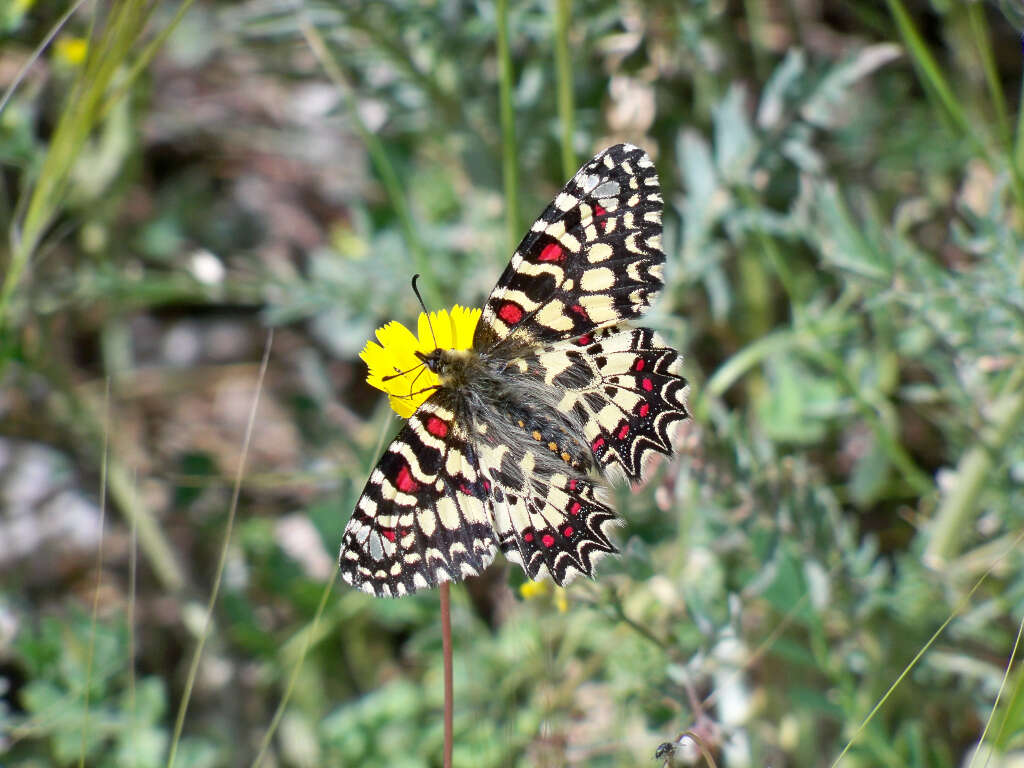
339, 143, 689, 597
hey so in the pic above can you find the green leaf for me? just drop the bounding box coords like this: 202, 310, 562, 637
801, 44, 902, 128
713, 83, 757, 184
757, 48, 807, 129
122, 677, 167, 725
756, 354, 841, 444
813, 182, 891, 281
849, 432, 893, 507
112, 726, 168, 768
995, 668, 1024, 749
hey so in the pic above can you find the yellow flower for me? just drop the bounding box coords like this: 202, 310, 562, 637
554, 588, 569, 613
54, 36, 88, 67
519, 580, 569, 612
519, 581, 549, 600
360, 305, 481, 418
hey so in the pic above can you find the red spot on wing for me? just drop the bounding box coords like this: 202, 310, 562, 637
617, 423, 630, 440
638, 402, 650, 417
641, 377, 653, 392
568, 478, 578, 491
575, 333, 593, 346
569, 501, 581, 516
381, 528, 396, 542
594, 204, 607, 230
634, 358, 646, 372
498, 302, 524, 324
395, 464, 419, 493
426, 415, 449, 438
523, 531, 534, 543
542, 534, 555, 548
570, 304, 590, 321
483, 480, 491, 492
538, 243, 564, 262
563, 525, 574, 537
591, 436, 605, 452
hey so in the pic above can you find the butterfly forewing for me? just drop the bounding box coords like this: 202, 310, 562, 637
339, 396, 496, 596
474, 143, 666, 351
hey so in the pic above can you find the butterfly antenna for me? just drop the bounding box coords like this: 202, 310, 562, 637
394, 384, 441, 400
411, 273, 439, 349
382, 362, 424, 383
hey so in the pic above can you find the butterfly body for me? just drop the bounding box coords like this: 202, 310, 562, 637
341, 143, 689, 597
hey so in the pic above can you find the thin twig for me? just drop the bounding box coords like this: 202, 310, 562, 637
496, 0, 520, 257
553, 0, 575, 180
298, 12, 441, 308
831, 526, 1024, 768
79, 378, 110, 768
440, 581, 454, 768
166, 331, 274, 768
128, 468, 139, 767
251, 565, 338, 767
968, 608, 1024, 768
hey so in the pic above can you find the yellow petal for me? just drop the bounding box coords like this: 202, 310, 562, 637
388, 393, 419, 419
419, 309, 455, 352
450, 305, 481, 349
54, 37, 88, 67
555, 587, 569, 613
375, 321, 419, 364
519, 581, 549, 600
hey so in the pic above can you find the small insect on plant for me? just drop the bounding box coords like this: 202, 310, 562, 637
340, 143, 689, 597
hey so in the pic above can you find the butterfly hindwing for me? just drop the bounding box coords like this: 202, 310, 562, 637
475, 143, 665, 351
530, 325, 689, 483
475, 439, 619, 586
339, 396, 496, 597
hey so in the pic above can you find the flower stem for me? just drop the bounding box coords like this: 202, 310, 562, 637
496, 0, 520, 256
553, 0, 576, 180
298, 15, 441, 307
925, 363, 1024, 566
440, 581, 453, 768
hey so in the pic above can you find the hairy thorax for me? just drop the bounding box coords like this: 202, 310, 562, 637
425, 347, 593, 474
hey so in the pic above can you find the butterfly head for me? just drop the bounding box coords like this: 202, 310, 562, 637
414, 348, 445, 375
360, 305, 482, 418
414, 347, 473, 387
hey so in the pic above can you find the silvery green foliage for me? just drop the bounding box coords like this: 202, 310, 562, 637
669, 44, 1023, 515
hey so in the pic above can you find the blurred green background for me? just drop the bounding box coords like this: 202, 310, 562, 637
2, 1, 1024, 766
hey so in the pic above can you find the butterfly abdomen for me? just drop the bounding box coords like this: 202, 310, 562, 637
443, 350, 593, 475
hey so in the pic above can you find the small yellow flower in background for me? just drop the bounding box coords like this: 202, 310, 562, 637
360, 305, 481, 419
554, 588, 568, 613
519, 581, 549, 600
54, 36, 88, 67
519, 580, 569, 612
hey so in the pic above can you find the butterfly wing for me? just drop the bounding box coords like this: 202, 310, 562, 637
339, 395, 496, 597
474, 143, 665, 352
342, 144, 687, 596
528, 325, 690, 483
472, 432, 619, 586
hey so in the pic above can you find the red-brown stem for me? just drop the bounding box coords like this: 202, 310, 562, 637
440, 581, 453, 768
